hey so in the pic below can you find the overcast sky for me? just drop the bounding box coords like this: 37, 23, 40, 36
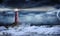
0, 0, 60, 8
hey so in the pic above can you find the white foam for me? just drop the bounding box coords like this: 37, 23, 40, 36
0, 26, 60, 36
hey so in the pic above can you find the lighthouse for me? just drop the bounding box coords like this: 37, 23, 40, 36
14, 8, 19, 26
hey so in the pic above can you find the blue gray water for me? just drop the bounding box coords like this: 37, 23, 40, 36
0, 11, 60, 25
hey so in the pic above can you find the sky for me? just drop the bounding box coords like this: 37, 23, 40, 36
0, 0, 60, 8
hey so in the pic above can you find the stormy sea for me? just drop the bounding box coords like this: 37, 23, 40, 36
0, 10, 60, 36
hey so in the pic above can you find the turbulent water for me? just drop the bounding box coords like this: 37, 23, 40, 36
0, 11, 60, 24
0, 10, 60, 36
0, 25, 60, 36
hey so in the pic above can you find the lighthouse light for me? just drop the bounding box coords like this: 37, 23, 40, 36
14, 8, 19, 11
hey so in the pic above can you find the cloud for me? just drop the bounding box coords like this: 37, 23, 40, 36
2, 0, 60, 8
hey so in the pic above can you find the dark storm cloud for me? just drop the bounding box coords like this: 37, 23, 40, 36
0, 0, 60, 8
0, 0, 3, 4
